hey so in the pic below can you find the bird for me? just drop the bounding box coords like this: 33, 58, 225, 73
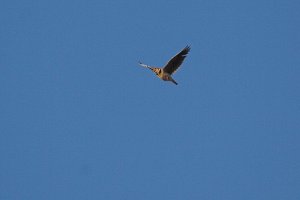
139, 45, 191, 85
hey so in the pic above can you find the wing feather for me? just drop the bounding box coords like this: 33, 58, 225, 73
163, 45, 191, 74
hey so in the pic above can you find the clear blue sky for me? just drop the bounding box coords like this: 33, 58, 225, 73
1, 0, 299, 199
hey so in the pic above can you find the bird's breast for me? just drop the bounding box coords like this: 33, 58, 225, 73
160, 73, 171, 81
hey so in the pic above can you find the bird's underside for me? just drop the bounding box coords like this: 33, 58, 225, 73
139, 45, 191, 85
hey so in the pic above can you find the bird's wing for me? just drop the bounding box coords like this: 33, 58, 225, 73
163, 45, 191, 75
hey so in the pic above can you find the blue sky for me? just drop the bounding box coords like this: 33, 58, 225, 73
1, 0, 300, 199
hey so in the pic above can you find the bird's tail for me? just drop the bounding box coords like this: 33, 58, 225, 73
138, 61, 150, 68
139, 61, 156, 73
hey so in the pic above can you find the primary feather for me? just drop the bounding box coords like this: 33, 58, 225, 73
163, 45, 191, 74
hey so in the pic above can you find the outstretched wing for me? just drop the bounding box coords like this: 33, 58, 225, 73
163, 45, 191, 75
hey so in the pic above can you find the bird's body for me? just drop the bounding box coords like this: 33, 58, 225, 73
139, 45, 191, 85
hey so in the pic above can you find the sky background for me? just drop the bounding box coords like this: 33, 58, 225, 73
1, 0, 300, 199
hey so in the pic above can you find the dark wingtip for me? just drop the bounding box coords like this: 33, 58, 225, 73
172, 80, 178, 85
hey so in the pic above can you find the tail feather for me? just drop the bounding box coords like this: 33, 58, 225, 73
139, 61, 155, 73
138, 61, 149, 68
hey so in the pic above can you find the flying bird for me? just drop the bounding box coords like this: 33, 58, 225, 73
139, 45, 191, 85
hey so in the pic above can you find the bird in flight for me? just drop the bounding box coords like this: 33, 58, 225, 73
139, 45, 191, 85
